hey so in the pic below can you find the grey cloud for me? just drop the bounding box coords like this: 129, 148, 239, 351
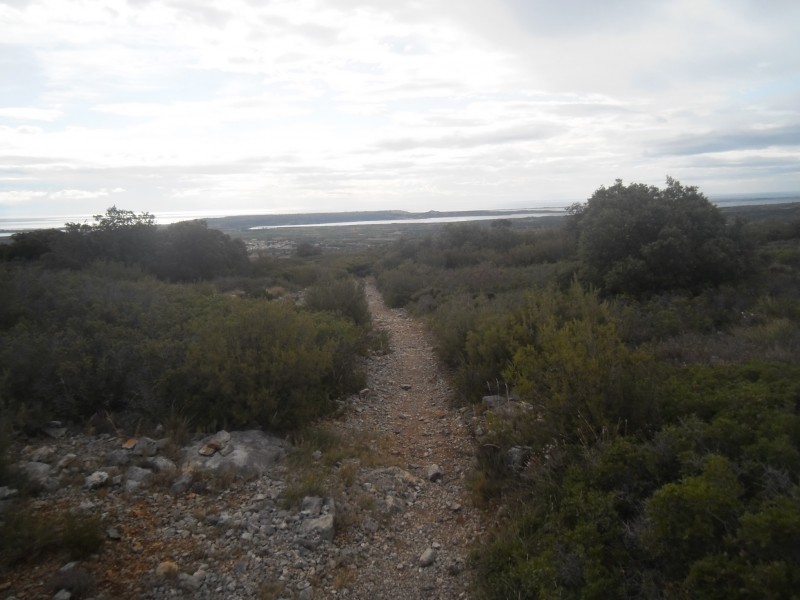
503, 0, 669, 36
654, 124, 800, 156
377, 124, 563, 151
683, 154, 800, 176
165, 0, 232, 26
255, 15, 341, 45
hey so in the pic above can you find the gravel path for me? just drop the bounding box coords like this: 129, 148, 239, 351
332, 280, 485, 599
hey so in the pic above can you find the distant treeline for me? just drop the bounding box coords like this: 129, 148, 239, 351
2, 206, 249, 282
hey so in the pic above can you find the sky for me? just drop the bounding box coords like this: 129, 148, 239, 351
1, 0, 799, 221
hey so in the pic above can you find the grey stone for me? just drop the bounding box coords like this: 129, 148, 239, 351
53, 589, 72, 600
183, 430, 287, 478
84, 471, 109, 489
105, 449, 131, 466
134, 437, 158, 457
385, 495, 404, 513
301, 496, 324, 517
426, 464, 443, 482
43, 427, 67, 439
29, 446, 55, 463
126, 466, 152, 483
149, 456, 177, 473
178, 573, 202, 591
300, 514, 335, 542
56, 453, 79, 471
419, 547, 436, 568
0, 486, 18, 500
19, 461, 52, 483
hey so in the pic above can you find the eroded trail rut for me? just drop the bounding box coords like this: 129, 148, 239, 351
333, 281, 485, 599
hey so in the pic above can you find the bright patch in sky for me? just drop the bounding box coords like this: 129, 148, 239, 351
0, 0, 798, 219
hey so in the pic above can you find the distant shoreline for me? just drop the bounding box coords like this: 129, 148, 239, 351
2, 195, 799, 237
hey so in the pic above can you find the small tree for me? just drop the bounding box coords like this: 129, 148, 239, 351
572, 178, 751, 295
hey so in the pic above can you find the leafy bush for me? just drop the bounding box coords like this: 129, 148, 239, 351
572, 178, 752, 295
305, 275, 371, 327
0, 262, 368, 432
162, 300, 365, 431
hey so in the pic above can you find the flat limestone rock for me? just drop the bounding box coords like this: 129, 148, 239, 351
183, 430, 287, 478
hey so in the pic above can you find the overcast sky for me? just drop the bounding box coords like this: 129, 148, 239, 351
1, 0, 799, 220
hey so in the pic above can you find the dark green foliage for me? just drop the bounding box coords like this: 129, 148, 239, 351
3, 207, 250, 282
0, 261, 369, 431
573, 178, 752, 295
472, 362, 800, 600
151, 219, 249, 282
164, 300, 365, 430
305, 275, 371, 327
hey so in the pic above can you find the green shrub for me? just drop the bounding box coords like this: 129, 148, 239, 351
305, 275, 370, 327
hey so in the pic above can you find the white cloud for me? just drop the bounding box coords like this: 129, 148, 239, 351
0, 0, 797, 220
0, 106, 62, 121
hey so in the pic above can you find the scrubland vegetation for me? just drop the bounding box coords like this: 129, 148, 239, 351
374, 180, 800, 598
2, 180, 799, 596
0, 207, 375, 437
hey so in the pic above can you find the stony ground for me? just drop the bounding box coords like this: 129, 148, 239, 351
1, 280, 488, 600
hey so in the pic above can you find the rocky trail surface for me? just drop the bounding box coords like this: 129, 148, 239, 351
1, 280, 487, 600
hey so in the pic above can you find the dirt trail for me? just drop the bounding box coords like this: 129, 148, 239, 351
335, 280, 485, 599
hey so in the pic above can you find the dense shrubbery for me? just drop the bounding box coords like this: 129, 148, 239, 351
2, 206, 249, 282
473, 362, 800, 599
570, 178, 752, 296
0, 208, 374, 433
373, 182, 800, 598
0, 263, 370, 431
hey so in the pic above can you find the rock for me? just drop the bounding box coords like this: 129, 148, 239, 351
106, 527, 122, 540
0, 486, 19, 501
149, 456, 177, 472
400, 384, 412, 390
29, 446, 56, 463
84, 471, 109, 489
426, 464, 443, 483
53, 589, 72, 600
178, 573, 202, 591
121, 438, 137, 450
105, 449, 130, 467
198, 443, 218, 457
56, 453, 79, 471
156, 561, 179, 577
300, 514, 335, 543
219, 443, 235, 457
126, 466, 152, 483
42, 427, 67, 439
170, 472, 193, 496
301, 496, 324, 517
506, 446, 531, 471
419, 547, 436, 568
385, 495, 404, 514
183, 430, 287, 478
134, 437, 158, 457
19, 461, 52, 483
